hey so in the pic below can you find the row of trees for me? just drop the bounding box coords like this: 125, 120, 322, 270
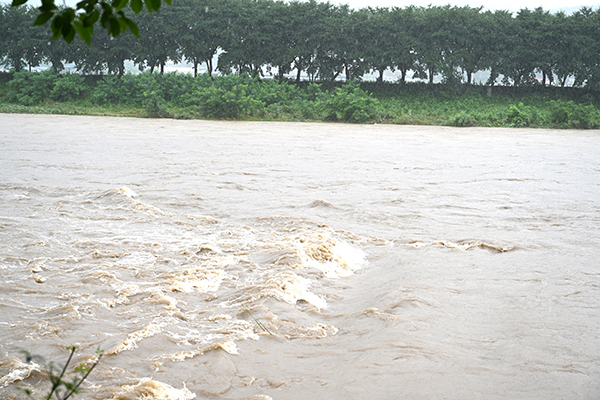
2, 0, 600, 87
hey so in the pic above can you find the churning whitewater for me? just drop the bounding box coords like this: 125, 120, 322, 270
0, 114, 599, 400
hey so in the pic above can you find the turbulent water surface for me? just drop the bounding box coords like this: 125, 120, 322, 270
0, 114, 599, 400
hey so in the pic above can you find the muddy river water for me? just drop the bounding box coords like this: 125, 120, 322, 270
0, 114, 599, 399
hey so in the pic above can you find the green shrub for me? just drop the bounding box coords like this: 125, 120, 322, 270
50, 74, 87, 102
154, 72, 194, 103
321, 82, 380, 123
91, 75, 132, 105
183, 75, 272, 119
143, 91, 171, 118
200, 85, 264, 119
548, 100, 598, 129
506, 102, 532, 127
7, 70, 56, 106
451, 113, 476, 127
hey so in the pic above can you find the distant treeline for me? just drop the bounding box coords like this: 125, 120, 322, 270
1, 0, 600, 87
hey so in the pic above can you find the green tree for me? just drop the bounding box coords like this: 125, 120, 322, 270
413, 6, 455, 84
177, 0, 232, 77
388, 6, 418, 83
262, 0, 298, 81
70, 27, 136, 75
484, 9, 513, 86
512, 8, 553, 86
132, 6, 180, 73
1, 5, 46, 71
552, 11, 578, 87
311, 4, 351, 81
452, 6, 489, 84
570, 7, 600, 88
497, 8, 550, 86
217, 0, 270, 77
353, 7, 396, 83
285, 0, 326, 82
11, 0, 171, 44
334, 7, 365, 81
41, 28, 72, 71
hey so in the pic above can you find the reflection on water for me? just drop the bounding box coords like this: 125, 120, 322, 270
1, 115, 599, 399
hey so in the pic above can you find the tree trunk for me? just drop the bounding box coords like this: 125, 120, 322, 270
193, 61, 198, 78
428, 67, 434, 84
467, 71, 472, 84
542, 70, 547, 87
378, 68, 384, 83
546, 70, 553, 86
204, 56, 213, 78
296, 61, 302, 83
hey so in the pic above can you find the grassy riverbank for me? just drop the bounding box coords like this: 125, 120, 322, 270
1, 71, 599, 129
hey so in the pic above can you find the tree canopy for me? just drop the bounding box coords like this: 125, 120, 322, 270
2, 0, 600, 89
10, 0, 172, 44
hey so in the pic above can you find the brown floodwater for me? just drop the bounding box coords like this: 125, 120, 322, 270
0, 114, 599, 399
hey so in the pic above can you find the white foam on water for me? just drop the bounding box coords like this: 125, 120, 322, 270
299, 234, 367, 278
113, 378, 196, 400
168, 268, 226, 293
108, 321, 166, 355
0, 358, 40, 388
405, 240, 515, 252
116, 187, 137, 198
279, 275, 328, 309
116, 252, 158, 267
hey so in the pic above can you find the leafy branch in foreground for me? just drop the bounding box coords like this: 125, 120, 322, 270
19, 346, 103, 400
11, 0, 172, 45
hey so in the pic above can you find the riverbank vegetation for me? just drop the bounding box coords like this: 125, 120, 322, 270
1, 70, 599, 128
2, 0, 600, 128
2, 1, 600, 88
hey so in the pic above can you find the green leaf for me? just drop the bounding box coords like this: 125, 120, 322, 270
117, 15, 127, 31
99, 1, 113, 13
51, 15, 64, 40
100, 10, 110, 29
144, 0, 154, 12
63, 23, 76, 43
68, 8, 77, 19
75, 0, 92, 9
151, 0, 161, 11
109, 17, 121, 36
38, 1, 57, 13
82, 9, 100, 27
74, 20, 92, 45
113, 0, 128, 10
131, 0, 142, 13
124, 17, 139, 37
11, 0, 28, 6
34, 12, 54, 26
